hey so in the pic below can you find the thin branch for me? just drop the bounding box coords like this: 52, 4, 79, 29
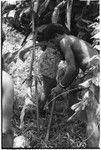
47, 87, 83, 106
45, 94, 56, 142
83, 130, 94, 142
45, 87, 84, 142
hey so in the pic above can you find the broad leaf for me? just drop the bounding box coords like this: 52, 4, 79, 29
52, 7, 60, 23
52, 0, 66, 24
38, 0, 50, 17
79, 79, 92, 88
14, 135, 30, 148
65, 0, 73, 30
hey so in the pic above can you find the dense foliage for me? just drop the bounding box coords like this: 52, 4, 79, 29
2, 0, 100, 148
2, 0, 99, 44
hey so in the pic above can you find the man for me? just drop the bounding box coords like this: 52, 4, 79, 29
19, 23, 99, 147
2, 31, 14, 148
37, 23, 98, 113
19, 23, 98, 114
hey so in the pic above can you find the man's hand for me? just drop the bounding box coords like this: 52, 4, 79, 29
51, 84, 63, 97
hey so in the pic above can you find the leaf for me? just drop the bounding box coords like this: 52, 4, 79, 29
95, 16, 100, 21
93, 45, 100, 51
65, 0, 73, 30
8, 10, 16, 17
52, 0, 66, 24
96, 105, 100, 125
79, 79, 92, 88
19, 7, 30, 19
71, 95, 88, 112
52, 7, 60, 24
2, 3, 16, 15
90, 20, 100, 45
25, 87, 32, 98
88, 22, 99, 29
68, 90, 90, 122
83, 91, 89, 99
19, 40, 33, 61
38, 0, 50, 17
37, 24, 48, 32
20, 104, 26, 129
67, 109, 81, 123
25, 97, 33, 105
71, 101, 81, 111
33, 0, 39, 13
20, 97, 33, 129
89, 55, 99, 62
91, 32, 100, 39
92, 75, 100, 86
14, 135, 30, 148
91, 29, 100, 37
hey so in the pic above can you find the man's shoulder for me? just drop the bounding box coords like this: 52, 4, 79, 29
60, 35, 77, 45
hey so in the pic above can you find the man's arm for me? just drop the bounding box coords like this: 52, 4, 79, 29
59, 38, 79, 88
72, 38, 91, 71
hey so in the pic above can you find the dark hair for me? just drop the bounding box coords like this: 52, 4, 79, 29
37, 23, 70, 42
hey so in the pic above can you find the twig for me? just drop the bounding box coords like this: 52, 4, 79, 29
45, 87, 83, 142
83, 130, 94, 142
45, 94, 56, 142
47, 87, 83, 106
67, 109, 81, 123
35, 76, 39, 134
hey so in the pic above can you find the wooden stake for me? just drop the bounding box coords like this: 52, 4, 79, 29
45, 95, 56, 142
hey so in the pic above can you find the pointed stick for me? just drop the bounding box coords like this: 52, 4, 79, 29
45, 94, 56, 142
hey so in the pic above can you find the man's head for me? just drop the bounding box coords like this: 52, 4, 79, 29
37, 23, 70, 42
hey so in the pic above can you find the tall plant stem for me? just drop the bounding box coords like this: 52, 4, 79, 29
29, 0, 39, 134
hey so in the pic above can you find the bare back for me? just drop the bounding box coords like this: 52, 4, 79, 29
60, 35, 98, 71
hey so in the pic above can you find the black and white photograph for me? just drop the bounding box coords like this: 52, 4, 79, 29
1, 0, 100, 149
